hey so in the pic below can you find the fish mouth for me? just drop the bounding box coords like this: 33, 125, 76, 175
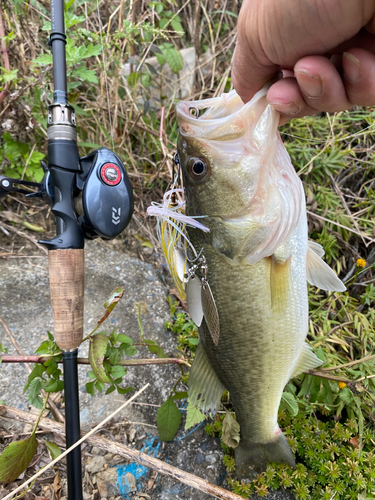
176, 88, 268, 141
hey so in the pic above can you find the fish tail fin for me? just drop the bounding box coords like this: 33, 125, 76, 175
235, 432, 295, 479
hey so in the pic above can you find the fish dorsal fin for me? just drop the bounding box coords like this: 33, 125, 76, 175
308, 240, 325, 258
291, 343, 323, 379
188, 343, 226, 415
306, 247, 346, 292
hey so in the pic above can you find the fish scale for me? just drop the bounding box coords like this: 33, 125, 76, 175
190, 229, 306, 446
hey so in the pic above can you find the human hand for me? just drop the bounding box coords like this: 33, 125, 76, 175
232, 0, 375, 123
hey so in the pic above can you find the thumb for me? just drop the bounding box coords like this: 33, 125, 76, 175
232, 43, 279, 104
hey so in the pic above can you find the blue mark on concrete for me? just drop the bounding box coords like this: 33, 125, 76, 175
116, 433, 161, 497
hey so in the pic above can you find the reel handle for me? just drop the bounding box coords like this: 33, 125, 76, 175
48, 249, 84, 350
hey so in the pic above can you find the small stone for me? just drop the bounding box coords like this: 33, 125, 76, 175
205, 453, 218, 465
96, 469, 119, 498
128, 428, 136, 442
124, 472, 137, 492
197, 453, 205, 465
86, 456, 107, 474
201, 442, 207, 451
91, 446, 105, 456
83, 492, 92, 500
104, 453, 115, 462
170, 484, 181, 493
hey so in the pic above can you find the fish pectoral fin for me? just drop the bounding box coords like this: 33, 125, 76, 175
291, 343, 323, 379
308, 240, 325, 258
270, 255, 291, 312
306, 247, 346, 292
188, 343, 226, 415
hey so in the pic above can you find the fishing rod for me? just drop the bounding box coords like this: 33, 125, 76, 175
0, 1, 133, 498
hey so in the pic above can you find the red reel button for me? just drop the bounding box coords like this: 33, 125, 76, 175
100, 163, 122, 186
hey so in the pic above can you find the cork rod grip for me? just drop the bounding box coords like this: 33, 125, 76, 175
48, 249, 84, 350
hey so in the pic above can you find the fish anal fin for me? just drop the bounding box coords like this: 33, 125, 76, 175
291, 343, 323, 379
271, 256, 291, 312
235, 431, 295, 479
306, 247, 346, 292
188, 343, 225, 415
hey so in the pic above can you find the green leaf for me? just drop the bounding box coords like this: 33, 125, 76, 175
173, 391, 188, 400
82, 43, 102, 58
280, 391, 299, 417
316, 346, 326, 363
110, 365, 127, 379
95, 380, 105, 393
1, 69, 18, 83
89, 334, 111, 383
86, 381, 95, 397
156, 53, 166, 66
46, 360, 57, 375
0, 434, 38, 483
170, 18, 184, 34
187, 337, 199, 345
73, 68, 98, 84
164, 47, 183, 73
185, 402, 205, 430
116, 334, 134, 344
34, 341, 51, 355
24, 364, 45, 392
44, 440, 61, 460
105, 385, 116, 395
43, 379, 63, 393
124, 345, 137, 357
33, 54, 53, 66
157, 396, 181, 441
28, 378, 44, 409
116, 386, 133, 395
108, 348, 121, 365
145, 339, 167, 358
222, 412, 240, 448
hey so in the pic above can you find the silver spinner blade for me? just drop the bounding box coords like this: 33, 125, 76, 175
186, 274, 203, 327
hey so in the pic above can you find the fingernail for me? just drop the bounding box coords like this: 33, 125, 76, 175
343, 52, 361, 83
268, 101, 300, 115
295, 69, 322, 98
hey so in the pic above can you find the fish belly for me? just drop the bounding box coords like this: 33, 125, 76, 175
197, 242, 308, 446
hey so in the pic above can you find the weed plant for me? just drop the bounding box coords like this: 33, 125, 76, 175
1, 0, 375, 498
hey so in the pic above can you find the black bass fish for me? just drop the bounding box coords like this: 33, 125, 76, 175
175, 88, 345, 478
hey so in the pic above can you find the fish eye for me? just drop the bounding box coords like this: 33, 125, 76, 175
188, 157, 208, 181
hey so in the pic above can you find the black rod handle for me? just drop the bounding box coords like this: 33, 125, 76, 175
63, 351, 83, 500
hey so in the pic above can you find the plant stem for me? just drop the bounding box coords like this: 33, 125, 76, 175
321, 353, 375, 372
308, 370, 351, 383
32, 393, 49, 435
1, 355, 190, 367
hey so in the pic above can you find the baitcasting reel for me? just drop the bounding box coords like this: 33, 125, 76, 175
0, 146, 133, 242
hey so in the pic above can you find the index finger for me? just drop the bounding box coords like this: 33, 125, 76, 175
232, 43, 279, 103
